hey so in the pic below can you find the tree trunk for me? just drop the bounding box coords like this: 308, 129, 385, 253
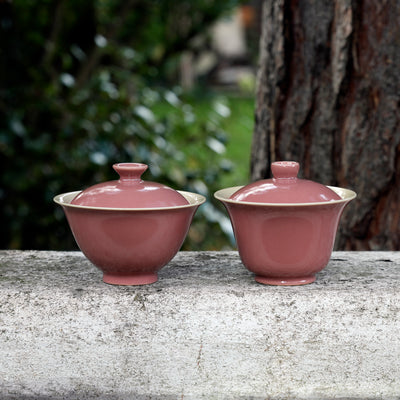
252, 0, 400, 250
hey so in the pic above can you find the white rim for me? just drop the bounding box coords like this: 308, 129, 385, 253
214, 185, 357, 207
54, 190, 206, 211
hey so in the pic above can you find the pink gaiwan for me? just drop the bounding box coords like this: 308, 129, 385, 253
214, 161, 356, 285
54, 163, 205, 285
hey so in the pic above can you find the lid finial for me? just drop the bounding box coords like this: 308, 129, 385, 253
271, 161, 299, 180
113, 163, 148, 182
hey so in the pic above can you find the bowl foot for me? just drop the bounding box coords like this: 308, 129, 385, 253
255, 275, 316, 286
103, 273, 158, 286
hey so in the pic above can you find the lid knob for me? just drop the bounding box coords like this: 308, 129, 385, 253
113, 163, 148, 182
271, 161, 299, 180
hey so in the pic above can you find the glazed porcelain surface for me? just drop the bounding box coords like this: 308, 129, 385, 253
215, 161, 357, 286
54, 163, 205, 285
72, 163, 188, 208
230, 161, 341, 204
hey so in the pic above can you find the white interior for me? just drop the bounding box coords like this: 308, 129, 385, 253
214, 185, 357, 206
53, 190, 206, 210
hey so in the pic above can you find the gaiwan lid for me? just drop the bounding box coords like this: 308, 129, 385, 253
230, 161, 341, 204
71, 163, 189, 208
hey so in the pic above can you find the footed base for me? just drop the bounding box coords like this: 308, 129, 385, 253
103, 273, 158, 286
255, 275, 316, 286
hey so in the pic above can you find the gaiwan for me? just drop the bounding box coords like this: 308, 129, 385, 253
54, 163, 205, 285
214, 161, 356, 285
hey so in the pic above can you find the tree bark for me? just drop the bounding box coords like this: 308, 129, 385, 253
252, 0, 400, 250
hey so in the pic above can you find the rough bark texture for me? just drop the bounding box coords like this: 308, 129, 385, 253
252, 0, 400, 250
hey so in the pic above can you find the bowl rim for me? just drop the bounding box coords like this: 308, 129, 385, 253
214, 185, 357, 207
54, 190, 206, 211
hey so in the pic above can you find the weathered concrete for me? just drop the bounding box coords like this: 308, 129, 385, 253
0, 250, 399, 399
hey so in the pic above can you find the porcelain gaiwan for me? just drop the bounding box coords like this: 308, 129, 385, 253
214, 161, 356, 285
54, 163, 205, 285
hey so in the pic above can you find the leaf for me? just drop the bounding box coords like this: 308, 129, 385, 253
213, 101, 231, 118
206, 137, 226, 154
134, 105, 156, 124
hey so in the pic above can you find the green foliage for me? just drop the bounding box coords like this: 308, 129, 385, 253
0, 0, 241, 250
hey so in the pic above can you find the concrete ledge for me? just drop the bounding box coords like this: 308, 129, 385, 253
1, 250, 400, 399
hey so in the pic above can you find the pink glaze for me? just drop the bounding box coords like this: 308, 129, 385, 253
72, 163, 188, 208
230, 161, 341, 204
215, 161, 356, 286
54, 163, 205, 285
61, 196, 200, 285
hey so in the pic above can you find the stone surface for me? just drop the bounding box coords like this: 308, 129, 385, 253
0, 250, 400, 399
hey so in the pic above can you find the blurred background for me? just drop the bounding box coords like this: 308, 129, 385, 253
0, 0, 262, 251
